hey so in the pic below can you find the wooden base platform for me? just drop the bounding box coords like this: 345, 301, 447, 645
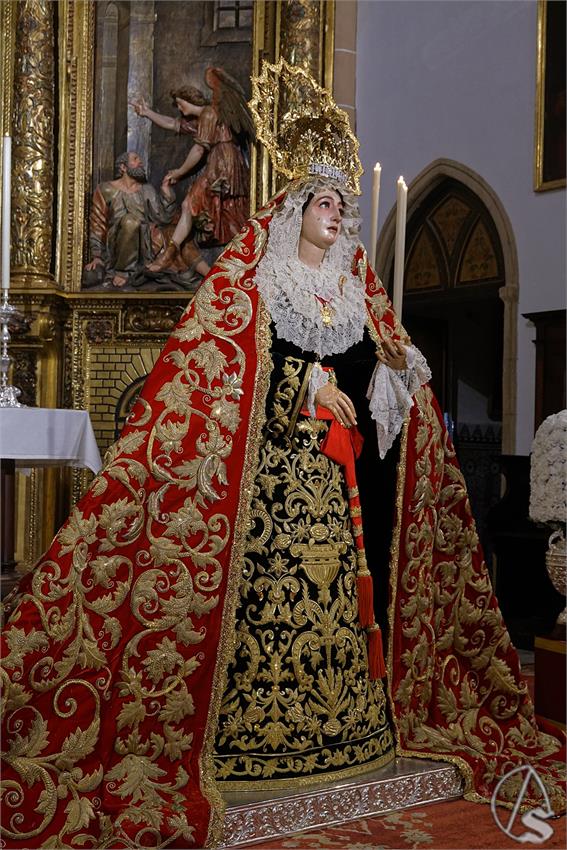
535, 635, 566, 729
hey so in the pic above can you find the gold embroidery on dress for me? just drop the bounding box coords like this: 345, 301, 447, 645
265, 356, 305, 437
287, 361, 314, 436
214, 416, 394, 787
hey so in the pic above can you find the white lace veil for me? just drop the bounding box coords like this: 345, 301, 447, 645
254, 177, 367, 358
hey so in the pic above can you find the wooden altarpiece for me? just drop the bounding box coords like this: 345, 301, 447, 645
0, 0, 336, 572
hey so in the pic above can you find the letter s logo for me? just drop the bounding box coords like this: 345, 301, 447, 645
517, 808, 555, 844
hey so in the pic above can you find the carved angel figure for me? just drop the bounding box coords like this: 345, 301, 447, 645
131, 67, 254, 277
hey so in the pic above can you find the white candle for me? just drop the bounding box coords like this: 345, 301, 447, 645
2, 135, 11, 294
392, 176, 407, 319
369, 162, 381, 268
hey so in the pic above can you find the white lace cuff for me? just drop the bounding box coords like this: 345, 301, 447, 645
367, 345, 432, 458
307, 362, 330, 416
403, 345, 432, 397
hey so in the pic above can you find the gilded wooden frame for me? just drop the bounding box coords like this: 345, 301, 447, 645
0, 3, 16, 143
534, 0, 566, 192
250, 0, 335, 210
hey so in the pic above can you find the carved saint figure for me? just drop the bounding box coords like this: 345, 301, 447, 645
83, 151, 177, 289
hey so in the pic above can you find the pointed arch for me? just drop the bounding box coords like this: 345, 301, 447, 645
375, 158, 518, 452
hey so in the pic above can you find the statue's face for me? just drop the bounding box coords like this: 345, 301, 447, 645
127, 152, 143, 171
125, 152, 146, 182
300, 189, 344, 251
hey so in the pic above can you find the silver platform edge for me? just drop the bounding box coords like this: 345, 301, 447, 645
221, 757, 464, 847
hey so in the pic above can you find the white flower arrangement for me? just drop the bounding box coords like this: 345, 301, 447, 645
529, 409, 567, 525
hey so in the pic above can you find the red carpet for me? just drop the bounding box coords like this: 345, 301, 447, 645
238, 798, 566, 849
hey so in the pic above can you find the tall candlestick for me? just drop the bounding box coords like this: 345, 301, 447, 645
2, 135, 11, 293
0, 134, 23, 407
369, 162, 381, 268
392, 176, 407, 320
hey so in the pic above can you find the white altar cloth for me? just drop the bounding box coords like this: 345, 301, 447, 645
0, 408, 102, 473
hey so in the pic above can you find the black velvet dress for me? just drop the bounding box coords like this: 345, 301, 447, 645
213, 326, 398, 787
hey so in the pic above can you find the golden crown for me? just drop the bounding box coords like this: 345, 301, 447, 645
249, 58, 363, 195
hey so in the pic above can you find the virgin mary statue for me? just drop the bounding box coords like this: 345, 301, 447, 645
1, 60, 564, 849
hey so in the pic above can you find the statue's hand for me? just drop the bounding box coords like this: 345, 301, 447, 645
130, 97, 148, 117
160, 175, 175, 198
377, 338, 407, 371
85, 257, 104, 271
314, 383, 357, 428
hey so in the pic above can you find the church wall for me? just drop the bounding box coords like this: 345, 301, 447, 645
355, 0, 565, 455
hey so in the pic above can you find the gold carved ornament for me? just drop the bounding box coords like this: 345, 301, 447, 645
249, 58, 363, 195
10, 0, 55, 281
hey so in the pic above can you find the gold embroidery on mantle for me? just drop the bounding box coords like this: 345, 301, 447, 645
0, 225, 266, 846
386, 386, 564, 811
201, 300, 273, 847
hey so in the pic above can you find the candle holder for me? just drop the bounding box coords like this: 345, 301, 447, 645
0, 290, 25, 408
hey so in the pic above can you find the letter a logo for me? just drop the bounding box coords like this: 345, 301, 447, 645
491, 765, 555, 844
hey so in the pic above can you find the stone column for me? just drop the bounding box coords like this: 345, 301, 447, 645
127, 1, 155, 175
499, 284, 518, 454
333, 0, 357, 130
11, 0, 56, 288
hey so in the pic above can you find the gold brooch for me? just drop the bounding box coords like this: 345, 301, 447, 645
319, 301, 335, 327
